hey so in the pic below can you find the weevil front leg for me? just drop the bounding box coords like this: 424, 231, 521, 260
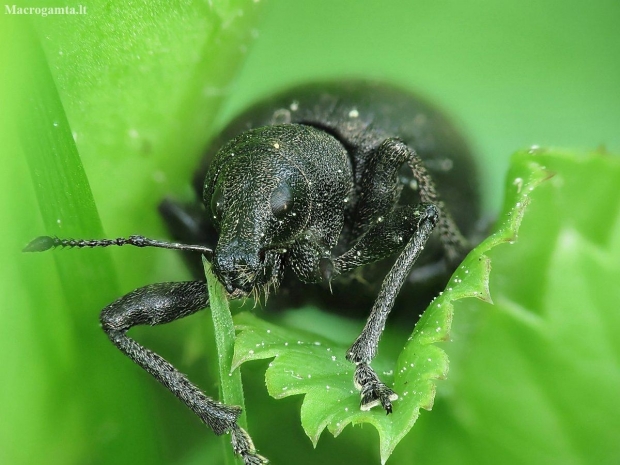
100, 280, 267, 464
340, 203, 439, 413
338, 137, 463, 413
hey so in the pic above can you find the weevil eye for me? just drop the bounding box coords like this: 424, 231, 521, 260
270, 182, 293, 219
210, 185, 224, 223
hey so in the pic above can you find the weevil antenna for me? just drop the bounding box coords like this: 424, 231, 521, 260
23, 235, 214, 261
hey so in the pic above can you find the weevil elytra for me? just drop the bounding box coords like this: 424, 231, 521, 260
25, 81, 479, 464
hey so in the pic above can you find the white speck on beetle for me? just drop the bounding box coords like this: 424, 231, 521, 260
248, 350, 254, 355
290, 100, 299, 111
331, 355, 337, 361
348, 108, 359, 118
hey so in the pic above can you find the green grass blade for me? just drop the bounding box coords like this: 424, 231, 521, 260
204, 259, 248, 464
1, 1, 264, 463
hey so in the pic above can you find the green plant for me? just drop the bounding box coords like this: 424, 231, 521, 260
3, 1, 619, 464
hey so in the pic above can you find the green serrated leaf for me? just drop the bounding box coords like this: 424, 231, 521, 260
232, 152, 549, 463
401, 149, 620, 465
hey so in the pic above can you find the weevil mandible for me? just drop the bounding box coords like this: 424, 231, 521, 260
25, 81, 480, 464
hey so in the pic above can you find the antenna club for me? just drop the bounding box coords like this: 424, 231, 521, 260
23, 235, 58, 252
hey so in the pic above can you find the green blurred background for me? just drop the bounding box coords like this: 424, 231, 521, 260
1, 0, 619, 464
225, 0, 620, 212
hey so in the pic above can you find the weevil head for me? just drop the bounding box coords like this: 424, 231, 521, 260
204, 125, 314, 294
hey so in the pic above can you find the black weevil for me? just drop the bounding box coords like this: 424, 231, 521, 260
25, 81, 480, 464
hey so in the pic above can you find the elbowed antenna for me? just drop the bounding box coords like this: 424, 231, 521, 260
23, 235, 214, 260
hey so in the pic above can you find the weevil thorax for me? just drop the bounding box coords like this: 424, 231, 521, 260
204, 124, 353, 294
